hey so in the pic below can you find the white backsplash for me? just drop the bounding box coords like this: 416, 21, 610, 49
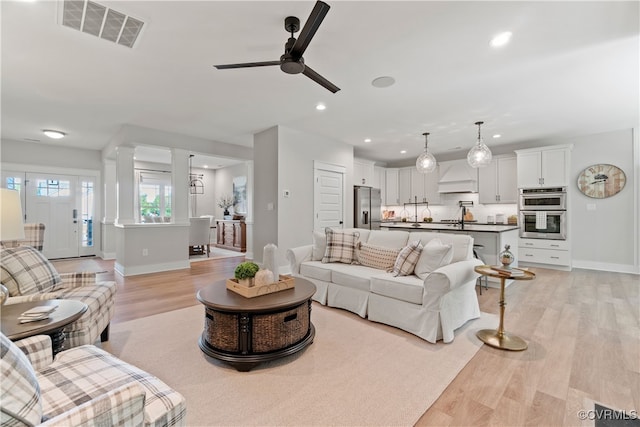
383, 193, 517, 224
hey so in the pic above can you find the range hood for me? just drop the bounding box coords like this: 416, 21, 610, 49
438, 159, 479, 193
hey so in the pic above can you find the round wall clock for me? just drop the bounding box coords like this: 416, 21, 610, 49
577, 164, 626, 199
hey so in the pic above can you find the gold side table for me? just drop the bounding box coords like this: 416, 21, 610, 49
474, 265, 535, 351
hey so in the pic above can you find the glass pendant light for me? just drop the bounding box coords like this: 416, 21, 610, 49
467, 121, 492, 168
416, 132, 437, 173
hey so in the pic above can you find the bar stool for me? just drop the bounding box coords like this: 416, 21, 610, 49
473, 244, 489, 294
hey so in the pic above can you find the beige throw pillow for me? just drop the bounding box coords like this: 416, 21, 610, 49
356, 243, 401, 270
415, 238, 454, 279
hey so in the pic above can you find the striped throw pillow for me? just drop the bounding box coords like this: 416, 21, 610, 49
322, 228, 360, 264
391, 240, 423, 276
356, 243, 401, 270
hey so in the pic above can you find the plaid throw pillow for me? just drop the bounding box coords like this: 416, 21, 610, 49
0, 246, 61, 296
356, 242, 401, 270
0, 333, 43, 426
322, 228, 360, 264
391, 240, 423, 276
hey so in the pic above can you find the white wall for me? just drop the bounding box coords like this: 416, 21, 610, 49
1, 139, 102, 169
569, 128, 638, 273
253, 125, 354, 265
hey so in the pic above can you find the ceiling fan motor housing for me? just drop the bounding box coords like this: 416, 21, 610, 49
280, 54, 305, 74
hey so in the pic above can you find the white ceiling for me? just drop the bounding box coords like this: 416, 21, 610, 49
2, 1, 638, 166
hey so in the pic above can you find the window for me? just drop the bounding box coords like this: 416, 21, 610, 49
6, 176, 22, 192
36, 179, 71, 197
137, 171, 172, 222
81, 180, 94, 247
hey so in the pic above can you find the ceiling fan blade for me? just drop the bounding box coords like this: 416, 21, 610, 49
290, 1, 330, 59
302, 65, 340, 93
214, 60, 280, 70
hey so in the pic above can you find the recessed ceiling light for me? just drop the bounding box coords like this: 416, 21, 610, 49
43, 130, 66, 139
364, 138, 372, 143
493, 134, 502, 139
316, 103, 326, 111
400, 150, 407, 154
490, 31, 512, 48
203, 165, 208, 169
372, 76, 396, 88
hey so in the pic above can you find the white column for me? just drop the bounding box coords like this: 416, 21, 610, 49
171, 148, 190, 224
102, 159, 116, 224
115, 146, 135, 225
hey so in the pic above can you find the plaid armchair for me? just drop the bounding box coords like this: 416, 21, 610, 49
1, 333, 187, 426
0, 222, 46, 251
0, 246, 116, 347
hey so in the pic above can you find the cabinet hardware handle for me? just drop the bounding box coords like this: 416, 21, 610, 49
525, 243, 533, 246
550, 244, 559, 247
525, 254, 533, 257
550, 256, 559, 259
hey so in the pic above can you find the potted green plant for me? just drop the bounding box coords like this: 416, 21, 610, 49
234, 261, 259, 287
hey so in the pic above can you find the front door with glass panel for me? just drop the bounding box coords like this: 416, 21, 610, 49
1, 172, 96, 259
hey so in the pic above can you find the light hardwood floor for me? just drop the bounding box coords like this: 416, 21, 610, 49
52, 257, 639, 426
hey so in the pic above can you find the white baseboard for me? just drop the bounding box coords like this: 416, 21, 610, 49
571, 260, 639, 275
114, 260, 190, 276
101, 251, 116, 260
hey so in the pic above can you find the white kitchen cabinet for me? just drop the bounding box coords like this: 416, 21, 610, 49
353, 158, 375, 186
374, 166, 386, 203
515, 145, 572, 188
411, 166, 441, 205
519, 238, 571, 269
478, 155, 517, 204
385, 168, 399, 205
398, 167, 412, 204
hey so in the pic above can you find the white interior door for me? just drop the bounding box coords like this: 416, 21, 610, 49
314, 165, 345, 231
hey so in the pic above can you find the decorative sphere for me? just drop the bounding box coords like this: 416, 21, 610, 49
255, 269, 274, 286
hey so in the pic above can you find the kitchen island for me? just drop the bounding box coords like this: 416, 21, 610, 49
381, 222, 520, 288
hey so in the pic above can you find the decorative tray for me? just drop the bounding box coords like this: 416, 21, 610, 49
226, 275, 295, 298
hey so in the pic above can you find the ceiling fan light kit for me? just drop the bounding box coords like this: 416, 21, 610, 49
467, 121, 492, 168
213, 1, 340, 93
416, 132, 437, 173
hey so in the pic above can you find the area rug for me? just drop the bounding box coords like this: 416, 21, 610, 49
102, 304, 497, 426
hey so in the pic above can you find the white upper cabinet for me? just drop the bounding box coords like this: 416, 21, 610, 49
374, 166, 386, 203
410, 166, 441, 205
478, 155, 517, 204
385, 168, 399, 205
353, 159, 375, 186
515, 145, 572, 188
398, 167, 412, 204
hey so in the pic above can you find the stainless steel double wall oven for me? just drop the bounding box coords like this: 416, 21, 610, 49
519, 187, 567, 240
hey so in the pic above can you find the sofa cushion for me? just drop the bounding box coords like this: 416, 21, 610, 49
300, 261, 333, 282
322, 228, 360, 264
329, 264, 380, 292
0, 333, 43, 427
356, 242, 401, 270
415, 238, 454, 279
409, 231, 473, 263
311, 231, 327, 261
391, 240, 423, 276
370, 273, 424, 305
1, 246, 61, 296
367, 230, 409, 248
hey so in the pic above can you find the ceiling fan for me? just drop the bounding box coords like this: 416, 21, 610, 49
213, 1, 340, 93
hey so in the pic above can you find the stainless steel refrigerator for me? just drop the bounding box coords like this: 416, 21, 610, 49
354, 186, 382, 230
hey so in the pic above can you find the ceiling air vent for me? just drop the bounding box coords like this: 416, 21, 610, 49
61, 0, 144, 48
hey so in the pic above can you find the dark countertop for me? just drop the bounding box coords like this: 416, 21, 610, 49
380, 222, 519, 233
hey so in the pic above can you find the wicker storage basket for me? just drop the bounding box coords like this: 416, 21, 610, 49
252, 303, 310, 353
204, 309, 239, 352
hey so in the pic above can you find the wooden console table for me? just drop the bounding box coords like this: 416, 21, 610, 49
216, 220, 246, 252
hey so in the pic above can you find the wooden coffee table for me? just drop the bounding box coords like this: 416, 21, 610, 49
1, 299, 88, 355
197, 277, 316, 371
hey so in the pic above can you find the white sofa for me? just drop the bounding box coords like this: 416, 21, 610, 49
286, 228, 483, 343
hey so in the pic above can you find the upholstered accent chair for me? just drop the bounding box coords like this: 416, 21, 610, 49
0, 222, 46, 252
189, 217, 211, 257
0, 246, 116, 347
0, 333, 187, 426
